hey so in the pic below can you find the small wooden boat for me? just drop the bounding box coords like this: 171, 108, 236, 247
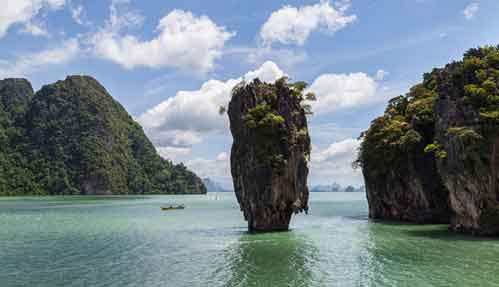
160, 204, 185, 211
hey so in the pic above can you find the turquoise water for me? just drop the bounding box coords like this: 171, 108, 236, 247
1, 193, 499, 287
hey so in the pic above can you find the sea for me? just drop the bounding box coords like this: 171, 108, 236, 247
1, 193, 498, 287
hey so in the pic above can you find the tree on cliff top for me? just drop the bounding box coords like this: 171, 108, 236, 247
356, 45, 499, 176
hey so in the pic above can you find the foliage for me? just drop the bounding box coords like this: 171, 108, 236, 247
0, 76, 206, 195
233, 77, 311, 174
357, 45, 499, 173
356, 83, 435, 172
218, 106, 226, 115
424, 143, 447, 159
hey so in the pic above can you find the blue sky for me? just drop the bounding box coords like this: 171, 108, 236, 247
1, 0, 498, 188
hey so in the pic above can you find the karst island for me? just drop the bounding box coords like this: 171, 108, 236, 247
2, 1, 499, 286
227, 77, 313, 231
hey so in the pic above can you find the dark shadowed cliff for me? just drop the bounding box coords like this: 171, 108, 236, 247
0, 76, 205, 195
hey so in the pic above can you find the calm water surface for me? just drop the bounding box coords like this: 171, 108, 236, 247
1, 193, 498, 287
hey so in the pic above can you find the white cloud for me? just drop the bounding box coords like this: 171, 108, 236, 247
19, 21, 49, 37
90, 6, 235, 72
259, 0, 356, 46
310, 138, 362, 186
106, 0, 144, 31
0, 38, 79, 78
463, 2, 479, 20
71, 4, 89, 25
242, 61, 287, 83
156, 146, 191, 162
137, 61, 285, 148
0, 0, 65, 38
306, 72, 378, 115
185, 153, 231, 185
216, 152, 228, 161
312, 138, 360, 163
148, 130, 203, 147
375, 69, 388, 81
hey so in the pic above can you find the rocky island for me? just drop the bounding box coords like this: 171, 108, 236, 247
358, 46, 499, 235
228, 77, 312, 232
0, 76, 205, 195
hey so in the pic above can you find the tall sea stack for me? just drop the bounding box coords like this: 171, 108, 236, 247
228, 78, 311, 231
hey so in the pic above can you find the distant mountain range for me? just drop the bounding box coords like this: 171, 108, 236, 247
310, 183, 365, 193
203, 177, 365, 193
202, 178, 232, 193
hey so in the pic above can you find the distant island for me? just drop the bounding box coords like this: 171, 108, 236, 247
202, 178, 231, 193
357, 45, 499, 235
202, 178, 365, 193
310, 183, 365, 193
0, 76, 206, 196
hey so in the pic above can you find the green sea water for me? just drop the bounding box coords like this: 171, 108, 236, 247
1, 193, 498, 287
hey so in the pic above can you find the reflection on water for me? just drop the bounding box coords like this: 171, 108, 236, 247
361, 221, 499, 287
3, 193, 499, 287
223, 232, 317, 287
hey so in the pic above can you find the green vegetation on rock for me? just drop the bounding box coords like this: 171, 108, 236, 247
358, 45, 499, 171
235, 77, 313, 174
0, 76, 205, 195
358, 45, 499, 233
228, 77, 311, 231
356, 82, 437, 175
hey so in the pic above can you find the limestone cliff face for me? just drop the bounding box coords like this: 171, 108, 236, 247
359, 87, 450, 223
432, 50, 499, 235
363, 145, 450, 223
228, 78, 311, 231
359, 46, 499, 235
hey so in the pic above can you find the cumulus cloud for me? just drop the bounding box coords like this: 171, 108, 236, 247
0, 38, 79, 78
147, 130, 203, 147
463, 2, 479, 20
19, 21, 49, 37
90, 4, 234, 72
259, 0, 356, 46
137, 61, 285, 148
306, 72, 378, 115
0, 0, 65, 38
156, 146, 191, 162
70, 4, 90, 25
185, 152, 232, 185
312, 138, 360, 163
310, 138, 363, 186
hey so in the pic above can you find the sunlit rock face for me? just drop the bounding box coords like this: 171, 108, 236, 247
228, 78, 311, 232
432, 51, 499, 235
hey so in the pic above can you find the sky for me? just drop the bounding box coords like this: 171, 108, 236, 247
1, 0, 498, 188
